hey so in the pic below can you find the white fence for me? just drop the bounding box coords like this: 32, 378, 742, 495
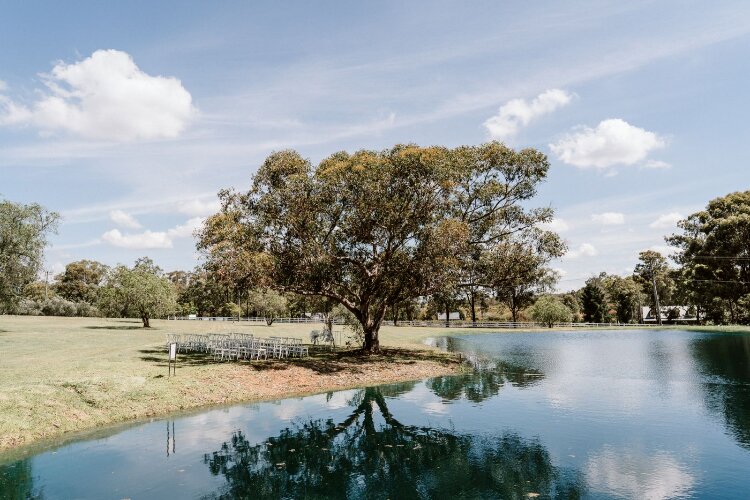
167, 316, 660, 329
167, 316, 342, 324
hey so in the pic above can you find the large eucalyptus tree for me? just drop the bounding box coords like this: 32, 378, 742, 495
198, 142, 561, 352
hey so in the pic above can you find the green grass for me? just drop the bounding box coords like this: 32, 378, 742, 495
0, 316, 466, 455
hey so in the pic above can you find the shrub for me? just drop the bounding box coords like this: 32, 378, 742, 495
41, 296, 78, 317
16, 298, 42, 316
530, 295, 573, 328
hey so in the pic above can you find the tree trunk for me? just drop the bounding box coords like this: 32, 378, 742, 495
469, 290, 476, 324
324, 313, 333, 333
361, 308, 385, 354
510, 293, 517, 323
445, 302, 450, 328
651, 278, 662, 326
363, 327, 380, 353
142, 314, 150, 328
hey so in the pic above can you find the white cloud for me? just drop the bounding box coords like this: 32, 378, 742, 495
167, 217, 205, 238
649, 212, 683, 229
550, 119, 666, 169
591, 212, 625, 225
578, 243, 599, 257
109, 209, 142, 229
566, 242, 599, 259
484, 88, 573, 140
649, 244, 678, 256
101, 217, 204, 249
553, 267, 568, 278
540, 217, 570, 232
178, 199, 221, 217
586, 448, 694, 500
644, 159, 671, 169
0, 49, 194, 141
102, 229, 173, 249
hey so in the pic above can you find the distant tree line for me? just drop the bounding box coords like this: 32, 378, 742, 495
528, 190, 750, 327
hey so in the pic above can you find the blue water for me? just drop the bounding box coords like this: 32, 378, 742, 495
2, 329, 749, 499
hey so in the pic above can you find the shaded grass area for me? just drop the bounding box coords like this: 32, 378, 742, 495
0, 316, 462, 454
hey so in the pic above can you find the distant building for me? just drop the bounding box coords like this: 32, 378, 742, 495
641, 306, 697, 323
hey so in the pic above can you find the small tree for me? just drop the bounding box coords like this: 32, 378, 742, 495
247, 289, 288, 325
0, 199, 59, 313
55, 259, 109, 304
98, 258, 177, 327
530, 295, 572, 328
580, 278, 607, 323
634, 250, 673, 326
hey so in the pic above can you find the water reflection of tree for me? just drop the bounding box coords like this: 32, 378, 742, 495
203, 387, 581, 499
0, 459, 43, 499
691, 334, 750, 449
428, 361, 544, 403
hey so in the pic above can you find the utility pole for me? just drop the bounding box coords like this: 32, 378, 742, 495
44, 270, 51, 300
651, 276, 662, 326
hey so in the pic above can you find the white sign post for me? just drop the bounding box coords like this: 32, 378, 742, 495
168, 342, 177, 376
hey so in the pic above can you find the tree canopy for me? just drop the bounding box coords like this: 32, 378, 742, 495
530, 295, 572, 327
0, 199, 59, 313
198, 143, 561, 352
97, 257, 177, 327
668, 190, 750, 324
580, 277, 608, 323
55, 259, 109, 304
247, 289, 288, 325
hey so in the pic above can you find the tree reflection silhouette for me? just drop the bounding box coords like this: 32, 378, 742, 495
691, 334, 750, 449
428, 361, 544, 403
0, 459, 43, 499
203, 386, 582, 499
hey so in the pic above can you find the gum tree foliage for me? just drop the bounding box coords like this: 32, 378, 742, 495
54, 259, 109, 304
580, 277, 608, 323
448, 146, 564, 322
0, 199, 59, 313
560, 293, 582, 322
247, 289, 288, 325
97, 257, 177, 327
530, 295, 573, 328
198, 143, 560, 353
602, 274, 643, 323
668, 190, 750, 324
489, 240, 563, 323
633, 250, 674, 322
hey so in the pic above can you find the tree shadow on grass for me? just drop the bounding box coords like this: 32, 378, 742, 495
86, 326, 143, 331
137, 346, 461, 374
139, 349, 219, 367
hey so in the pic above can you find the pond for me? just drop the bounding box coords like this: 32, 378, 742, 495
2, 329, 749, 499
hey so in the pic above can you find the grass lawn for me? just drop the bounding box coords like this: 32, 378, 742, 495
0, 315, 474, 455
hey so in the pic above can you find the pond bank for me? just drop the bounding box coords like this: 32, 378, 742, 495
0, 316, 463, 452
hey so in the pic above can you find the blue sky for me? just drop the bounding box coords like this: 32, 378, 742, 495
1, 1, 749, 290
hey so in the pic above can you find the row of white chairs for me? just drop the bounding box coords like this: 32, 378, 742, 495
165, 333, 309, 361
